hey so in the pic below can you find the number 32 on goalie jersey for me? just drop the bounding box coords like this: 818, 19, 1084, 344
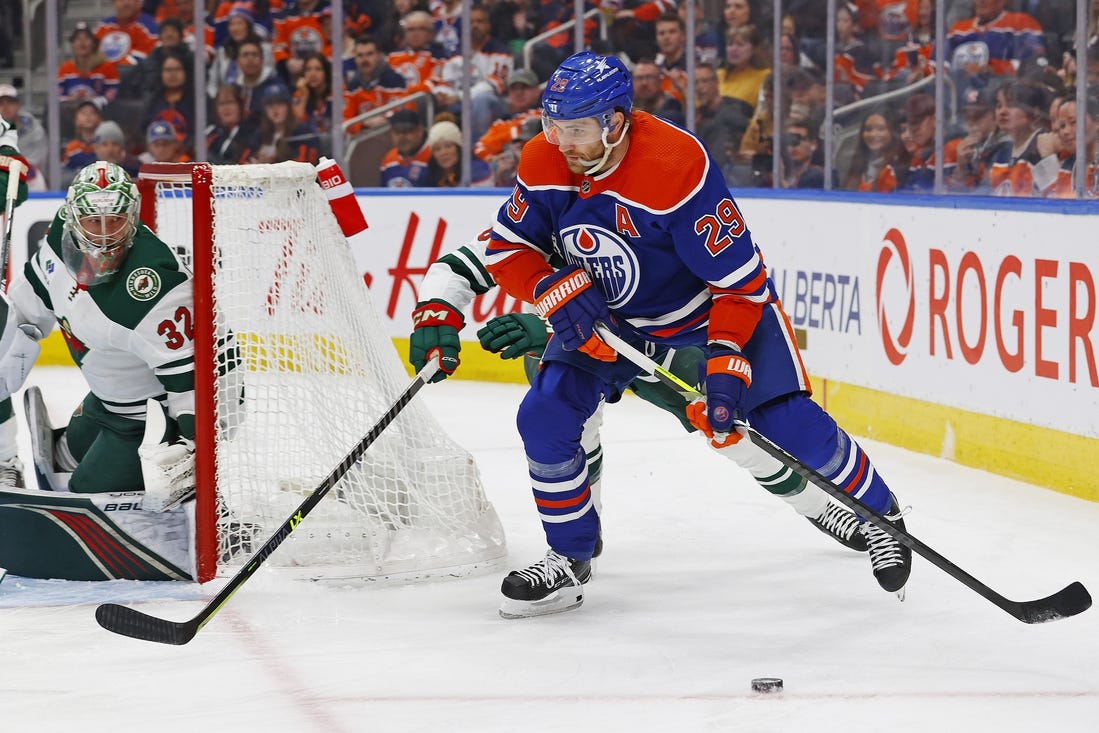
157, 306, 194, 350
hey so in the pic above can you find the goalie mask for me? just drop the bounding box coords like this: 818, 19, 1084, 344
541, 51, 633, 174
61, 160, 141, 286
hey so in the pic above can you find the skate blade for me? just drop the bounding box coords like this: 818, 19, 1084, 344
498, 589, 584, 620
895, 586, 907, 602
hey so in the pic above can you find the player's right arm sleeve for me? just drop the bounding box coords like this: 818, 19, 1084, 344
484, 184, 555, 302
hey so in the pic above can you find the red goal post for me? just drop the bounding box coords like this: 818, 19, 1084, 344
136, 162, 506, 583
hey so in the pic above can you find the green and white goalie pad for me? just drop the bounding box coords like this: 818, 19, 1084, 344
0, 487, 193, 580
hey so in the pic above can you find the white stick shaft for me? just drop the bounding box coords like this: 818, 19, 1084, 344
4, 160, 23, 204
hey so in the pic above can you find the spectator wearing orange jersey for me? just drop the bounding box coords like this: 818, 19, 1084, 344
842, 106, 909, 192
653, 13, 688, 103
342, 35, 414, 136
61, 100, 104, 186
387, 10, 447, 88
58, 23, 121, 107
946, 0, 1044, 80
379, 108, 432, 187
95, 0, 159, 66
899, 92, 961, 193
140, 120, 191, 164
474, 69, 543, 182
986, 80, 1049, 196
273, 0, 332, 83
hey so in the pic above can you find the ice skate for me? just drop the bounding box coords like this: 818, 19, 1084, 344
808, 501, 867, 552
499, 549, 591, 619
859, 493, 912, 599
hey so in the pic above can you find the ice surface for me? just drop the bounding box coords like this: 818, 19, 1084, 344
2, 367, 1097, 732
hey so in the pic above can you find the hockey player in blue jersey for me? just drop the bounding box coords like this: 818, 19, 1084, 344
484, 50, 912, 619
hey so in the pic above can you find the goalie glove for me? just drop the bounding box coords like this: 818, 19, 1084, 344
139, 399, 195, 512
0, 294, 42, 401
410, 299, 463, 382
476, 313, 549, 359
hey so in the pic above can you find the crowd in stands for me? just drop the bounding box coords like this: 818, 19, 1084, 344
0, 0, 1097, 196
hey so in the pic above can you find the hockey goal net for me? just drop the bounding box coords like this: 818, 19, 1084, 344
136, 161, 506, 582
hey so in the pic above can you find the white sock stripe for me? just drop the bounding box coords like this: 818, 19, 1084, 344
532, 471, 587, 494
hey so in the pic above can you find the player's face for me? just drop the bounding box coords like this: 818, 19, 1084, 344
78, 214, 130, 249
543, 116, 606, 171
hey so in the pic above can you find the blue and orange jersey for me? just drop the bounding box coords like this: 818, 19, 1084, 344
380, 143, 432, 187
987, 130, 1046, 196
273, 1, 332, 64
946, 11, 1045, 77
1041, 154, 1099, 199
485, 111, 775, 350
57, 59, 121, 105
856, 162, 901, 193
902, 138, 960, 192
94, 14, 160, 66
62, 138, 97, 169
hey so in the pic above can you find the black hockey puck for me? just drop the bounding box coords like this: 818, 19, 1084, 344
750, 677, 783, 693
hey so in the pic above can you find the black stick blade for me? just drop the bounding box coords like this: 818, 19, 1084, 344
1014, 581, 1092, 624
95, 603, 200, 645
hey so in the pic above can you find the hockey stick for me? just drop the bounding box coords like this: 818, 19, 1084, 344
594, 323, 1092, 624
1, 158, 25, 292
95, 359, 441, 644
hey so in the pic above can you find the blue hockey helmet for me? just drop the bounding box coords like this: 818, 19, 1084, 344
541, 51, 633, 127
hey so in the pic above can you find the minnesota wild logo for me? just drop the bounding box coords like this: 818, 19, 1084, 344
58, 316, 89, 365
126, 268, 161, 301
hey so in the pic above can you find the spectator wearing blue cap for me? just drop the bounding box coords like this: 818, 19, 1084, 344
141, 119, 188, 164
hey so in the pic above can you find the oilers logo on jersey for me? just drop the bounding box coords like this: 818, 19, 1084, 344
559, 225, 639, 308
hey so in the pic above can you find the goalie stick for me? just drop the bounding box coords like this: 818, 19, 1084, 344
594, 323, 1092, 624
95, 359, 441, 644
2, 158, 25, 291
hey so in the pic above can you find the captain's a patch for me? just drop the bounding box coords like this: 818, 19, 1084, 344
126, 267, 161, 301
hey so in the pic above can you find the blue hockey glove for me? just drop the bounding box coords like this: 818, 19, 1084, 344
410, 299, 463, 382
693, 342, 752, 436
477, 313, 549, 360
533, 265, 616, 361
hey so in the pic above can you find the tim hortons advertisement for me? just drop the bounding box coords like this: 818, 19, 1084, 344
10, 191, 1098, 439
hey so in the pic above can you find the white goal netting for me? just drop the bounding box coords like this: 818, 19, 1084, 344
142, 162, 506, 579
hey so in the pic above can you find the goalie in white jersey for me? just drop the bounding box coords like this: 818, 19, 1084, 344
0, 160, 197, 580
